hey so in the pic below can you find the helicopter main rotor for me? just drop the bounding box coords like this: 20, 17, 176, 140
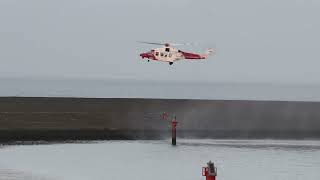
137, 41, 194, 47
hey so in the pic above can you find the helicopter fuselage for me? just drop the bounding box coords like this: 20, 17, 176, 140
140, 46, 206, 65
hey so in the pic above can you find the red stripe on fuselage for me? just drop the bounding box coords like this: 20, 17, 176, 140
139, 52, 157, 60
180, 51, 204, 59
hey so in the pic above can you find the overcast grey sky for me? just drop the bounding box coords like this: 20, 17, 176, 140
0, 0, 320, 85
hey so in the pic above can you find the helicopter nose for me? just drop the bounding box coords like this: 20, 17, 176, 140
140, 52, 148, 59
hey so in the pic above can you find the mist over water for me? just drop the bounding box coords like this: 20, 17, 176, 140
0, 139, 319, 180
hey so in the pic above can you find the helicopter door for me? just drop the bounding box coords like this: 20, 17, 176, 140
158, 50, 166, 61
160, 52, 164, 58
164, 48, 171, 61
166, 48, 174, 61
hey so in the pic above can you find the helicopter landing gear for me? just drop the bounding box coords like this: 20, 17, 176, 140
169, 62, 173, 65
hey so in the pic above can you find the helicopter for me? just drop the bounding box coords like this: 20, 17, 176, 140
139, 41, 215, 65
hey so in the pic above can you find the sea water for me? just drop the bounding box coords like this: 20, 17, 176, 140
0, 139, 319, 180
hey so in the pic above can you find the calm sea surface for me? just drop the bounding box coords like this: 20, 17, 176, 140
0, 139, 319, 180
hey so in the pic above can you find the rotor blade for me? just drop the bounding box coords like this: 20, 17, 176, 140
169, 42, 201, 46
168, 43, 184, 46
138, 41, 206, 47
137, 41, 165, 46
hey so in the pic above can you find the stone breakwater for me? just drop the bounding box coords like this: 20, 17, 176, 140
0, 97, 320, 143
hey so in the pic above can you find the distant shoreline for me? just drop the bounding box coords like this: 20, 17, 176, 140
1, 77, 320, 101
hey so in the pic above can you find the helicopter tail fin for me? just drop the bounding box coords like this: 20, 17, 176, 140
201, 48, 215, 59
205, 48, 215, 55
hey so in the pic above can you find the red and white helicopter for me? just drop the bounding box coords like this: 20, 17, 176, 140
139, 41, 215, 65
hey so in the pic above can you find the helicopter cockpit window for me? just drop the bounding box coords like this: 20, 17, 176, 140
165, 48, 170, 52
